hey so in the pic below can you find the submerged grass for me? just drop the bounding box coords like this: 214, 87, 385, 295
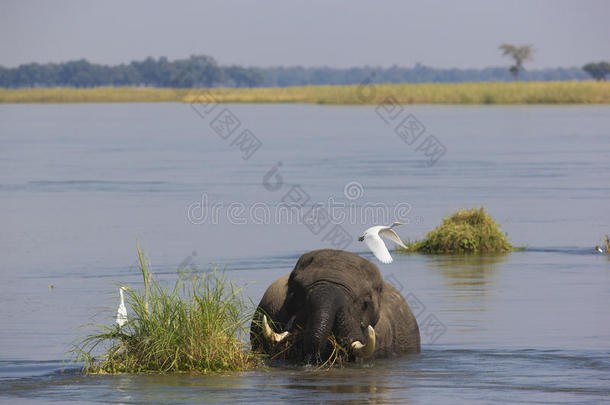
260, 323, 350, 370
399, 206, 517, 254
2, 81, 610, 104
600, 234, 610, 253
72, 246, 258, 373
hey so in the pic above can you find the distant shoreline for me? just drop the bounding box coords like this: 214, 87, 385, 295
1, 82, 609, 104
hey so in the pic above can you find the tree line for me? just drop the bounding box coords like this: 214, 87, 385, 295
0, 55, 264, 88
0, 54, 605, 88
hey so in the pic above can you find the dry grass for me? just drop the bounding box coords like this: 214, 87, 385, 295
2, 81, 610, 104
260, 326, 350, 370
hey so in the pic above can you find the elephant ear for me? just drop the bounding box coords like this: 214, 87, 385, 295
289, 249, 384, 303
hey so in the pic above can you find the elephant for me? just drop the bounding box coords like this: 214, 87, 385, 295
250, 249, 420, 364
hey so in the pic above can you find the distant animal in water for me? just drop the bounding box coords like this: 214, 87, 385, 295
358, 222, 407, 264
595, 245, 604, 254
251, 249, 420, 364
116, 286, 128, 328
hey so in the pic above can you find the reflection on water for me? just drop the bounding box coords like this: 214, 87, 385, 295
424, 255, 509, 337
281, 365, 396, 402
428, 254, 508, 291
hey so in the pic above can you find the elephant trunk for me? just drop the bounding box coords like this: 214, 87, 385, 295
303, 286, 338, 363
334, 305, 376, 358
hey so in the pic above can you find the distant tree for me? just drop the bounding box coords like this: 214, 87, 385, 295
499, 44, 534, 80
57, 59, 98, 86
224, 65, 264, 87
583, 62, 610, 81
187, 55, 223, 87
111, 64, 141, 86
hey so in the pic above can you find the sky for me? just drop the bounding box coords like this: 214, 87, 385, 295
1, 0, 609, 69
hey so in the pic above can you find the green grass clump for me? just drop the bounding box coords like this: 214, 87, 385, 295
400, 207, 515, 254
72, 247, 258, 374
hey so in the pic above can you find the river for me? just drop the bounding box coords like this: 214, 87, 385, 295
1, 103, 609, 404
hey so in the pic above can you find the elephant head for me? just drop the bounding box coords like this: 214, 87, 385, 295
253, 249, 388, 364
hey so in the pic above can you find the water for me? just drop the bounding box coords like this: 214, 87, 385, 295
1, 103, 609, 404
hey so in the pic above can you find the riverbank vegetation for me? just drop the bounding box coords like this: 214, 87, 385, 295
0, 55, 591, 88
72, 247, 258, 374
2, 81, 609, 104
399, 207, 517, 254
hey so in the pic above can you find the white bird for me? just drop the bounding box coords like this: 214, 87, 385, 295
595, 246, 604, 254
358, 222, 408, 264
116, 286, 128, 328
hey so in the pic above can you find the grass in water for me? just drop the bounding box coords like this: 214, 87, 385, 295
399, 206, 517, 254
600, 234, 610, 253
2, 81, 610, 104
259, 323, 349, 371
72, 246, 258, 373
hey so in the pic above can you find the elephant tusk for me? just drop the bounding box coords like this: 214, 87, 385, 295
351, 325, 376, 358
262, 315, 290, 343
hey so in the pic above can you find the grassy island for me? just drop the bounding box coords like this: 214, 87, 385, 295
399, 207, 518, 254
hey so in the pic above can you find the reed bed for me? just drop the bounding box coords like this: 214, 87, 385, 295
72, 247, 258, 374
2, 81, 609, 104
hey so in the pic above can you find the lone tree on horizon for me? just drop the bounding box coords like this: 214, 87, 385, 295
499, 44, 534, 80
583, 62, 610, 81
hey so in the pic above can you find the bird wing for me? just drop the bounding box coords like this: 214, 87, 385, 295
379, 228, 407, 249
364, 233, 393, 264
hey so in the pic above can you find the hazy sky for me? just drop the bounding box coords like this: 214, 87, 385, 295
1, 0, 609, 69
